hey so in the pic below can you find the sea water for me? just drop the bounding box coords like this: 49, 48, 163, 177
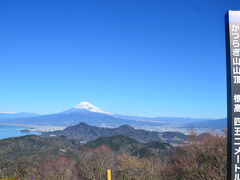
0, 125, 40, 140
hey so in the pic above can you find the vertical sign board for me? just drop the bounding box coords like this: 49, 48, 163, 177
226, 10, 240, 180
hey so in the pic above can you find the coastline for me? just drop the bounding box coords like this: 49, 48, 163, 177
0, 123, 66, 133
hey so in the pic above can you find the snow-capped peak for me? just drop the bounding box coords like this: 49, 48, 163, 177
74, 102, 112, 115
0, 112, 16, 114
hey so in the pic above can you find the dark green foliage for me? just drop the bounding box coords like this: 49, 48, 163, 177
132, 148, 152, 158
87, 135, 173, 158
87, 135, 139, 151
0, 135, 82, 178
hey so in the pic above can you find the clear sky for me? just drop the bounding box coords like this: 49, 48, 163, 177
0, 0, 239, 118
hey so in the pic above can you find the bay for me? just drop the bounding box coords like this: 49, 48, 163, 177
0, 125, 40, 140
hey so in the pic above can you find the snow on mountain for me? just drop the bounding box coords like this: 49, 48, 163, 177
70, 102, 112, 115
0, 102, 226, 132
0, 112, 16, 114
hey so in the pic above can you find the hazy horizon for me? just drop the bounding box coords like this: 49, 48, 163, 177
0, 101, 227, 119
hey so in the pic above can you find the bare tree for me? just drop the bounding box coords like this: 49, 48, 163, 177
36, 156, 77, 180
169, 129, 227, 180
76, 145, 116, 180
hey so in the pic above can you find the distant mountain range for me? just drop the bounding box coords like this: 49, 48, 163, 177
42, 122, 210, 145
0, 112, 38, 119
42, 122, 164, 143
183, 118, 227, 129
0, 102, 227, 132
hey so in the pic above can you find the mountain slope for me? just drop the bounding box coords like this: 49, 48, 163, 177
42, 122, 163, 143
86, 135, 173, 158
42, 122, 188, 144
0, 134, 174, 177
0, 135, 82, 176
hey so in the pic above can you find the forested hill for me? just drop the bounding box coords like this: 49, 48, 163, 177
42, 122, 189, 144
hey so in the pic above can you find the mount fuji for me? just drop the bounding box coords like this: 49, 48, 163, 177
61, 102, 112, 115
0, 102, 226, 132
0, 102, 166, 128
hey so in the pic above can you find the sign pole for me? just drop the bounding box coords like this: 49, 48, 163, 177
225, 10, 240, 180
107, 169, 111, 180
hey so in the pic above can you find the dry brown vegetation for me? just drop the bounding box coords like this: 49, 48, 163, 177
168, 129, 227, 180
76, 145, 116, 180
0, 130, 227, 180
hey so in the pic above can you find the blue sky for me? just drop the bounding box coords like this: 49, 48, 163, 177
0, 0, 238, 118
